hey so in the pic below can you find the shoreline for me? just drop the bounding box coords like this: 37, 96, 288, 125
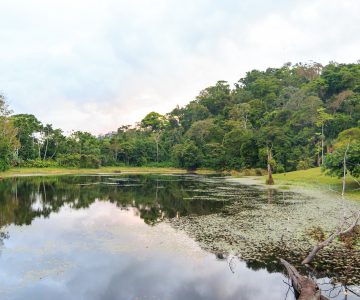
230, 168, 360, 201
0, 166, 216, 178
1, 166, 359, 200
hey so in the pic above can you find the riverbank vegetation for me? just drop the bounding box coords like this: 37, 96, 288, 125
0, 166, 218, 178
0, 61, 359, 180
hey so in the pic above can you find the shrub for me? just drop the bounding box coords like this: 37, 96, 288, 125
79, 154, 101, 168
57, 154, 101, 168
275, 163, 285, 173
203, 143, 226, 170
0, 160, 9, 172
20, 159, 59, 168
0, 144, 13, 171
323, 143, 360, 178
255, 168, 265, 176
57, 154, 81, 168
297, 160, 310, 170
171, 141, 202, 170
236, 168, 266, 176
242, 169, 252, 176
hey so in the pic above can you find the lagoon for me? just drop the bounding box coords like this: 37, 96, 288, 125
0, 174, 358, 299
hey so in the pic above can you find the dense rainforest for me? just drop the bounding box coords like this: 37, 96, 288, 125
0, 61, 359, 175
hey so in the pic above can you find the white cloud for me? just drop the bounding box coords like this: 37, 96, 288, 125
0, 0, 359, 134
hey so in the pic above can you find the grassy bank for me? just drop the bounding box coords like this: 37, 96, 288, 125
269, 168, 360, 200
0, 166, 216, 178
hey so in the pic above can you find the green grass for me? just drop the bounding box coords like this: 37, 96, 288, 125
268, 168, 360, 200
0, 166, 216, 178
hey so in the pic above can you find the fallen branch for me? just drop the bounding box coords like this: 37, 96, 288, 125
280, 259, 329, 300
302, 211, 360, 265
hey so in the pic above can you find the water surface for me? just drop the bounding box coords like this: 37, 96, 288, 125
0, 174, 357, 299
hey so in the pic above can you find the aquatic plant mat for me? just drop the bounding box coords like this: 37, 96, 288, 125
169, 177, 360, 286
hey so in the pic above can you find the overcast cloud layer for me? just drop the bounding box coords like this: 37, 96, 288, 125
0, 0, 359, 134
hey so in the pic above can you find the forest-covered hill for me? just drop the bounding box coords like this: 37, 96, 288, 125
1, 61, 359, 174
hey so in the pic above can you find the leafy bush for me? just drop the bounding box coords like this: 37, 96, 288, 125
203, 143, 226, 170
323, 143, 360, 178
323, 127, 360, 178
20, 159, 59, 168
80, 154, 101, 168
297, 160, 310, 170
232, 168, 266, 176
171, 141, 202, 170
275, 163, 285, 173
0, 144, 14, 171
247, 168, 266, 176
57, 154, 81, 168
0, 160, 9, 172
57, 154, 101, 168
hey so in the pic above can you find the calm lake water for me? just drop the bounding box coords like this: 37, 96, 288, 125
0, 174, 357, 300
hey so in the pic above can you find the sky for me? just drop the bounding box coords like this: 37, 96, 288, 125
0, 0, 359, 135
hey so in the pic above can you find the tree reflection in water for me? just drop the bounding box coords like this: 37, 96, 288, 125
0, 174, 229, 229
0, 174, 359, 300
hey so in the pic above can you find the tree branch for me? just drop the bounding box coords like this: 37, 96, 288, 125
302, 211, 360, 265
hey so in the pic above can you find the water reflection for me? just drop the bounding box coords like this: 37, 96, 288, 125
0, 174, 295, 230
0, 200, 292, 300
0, 175, 357, 299
0, 175, 231, 229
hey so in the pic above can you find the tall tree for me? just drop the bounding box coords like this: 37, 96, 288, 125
141, 112, 167, 163
315, 108, 333, 165
0, 95, 19, 170
11, 114, 42, 160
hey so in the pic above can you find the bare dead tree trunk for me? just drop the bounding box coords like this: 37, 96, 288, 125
114, 148, 118, 162
154, 132, 161, 163
38, 141, 41, 159
43, 136, 49, 160
280, 259, 329, 300
302, 211, 360, 265
321, 124, 324, 165
266, 146, 274, 185
342, 142, 350, 198
50, 147, 57, 159
156, 142, 159, 163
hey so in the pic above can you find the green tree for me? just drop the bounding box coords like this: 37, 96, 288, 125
11, 114, 42, 160
185, 119, 221, 147
315, 108, 334, 165
323, 128, 360, 178
203, 143, 226, 170
0, 96, 19, 170
196, 81, 231, 114
141, 112, 167, 162
229, 103, 251, 129
172, 141, 202, 170
176, 102, 210, 130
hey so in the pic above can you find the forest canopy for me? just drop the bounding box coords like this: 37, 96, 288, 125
1, 61, 359, 174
